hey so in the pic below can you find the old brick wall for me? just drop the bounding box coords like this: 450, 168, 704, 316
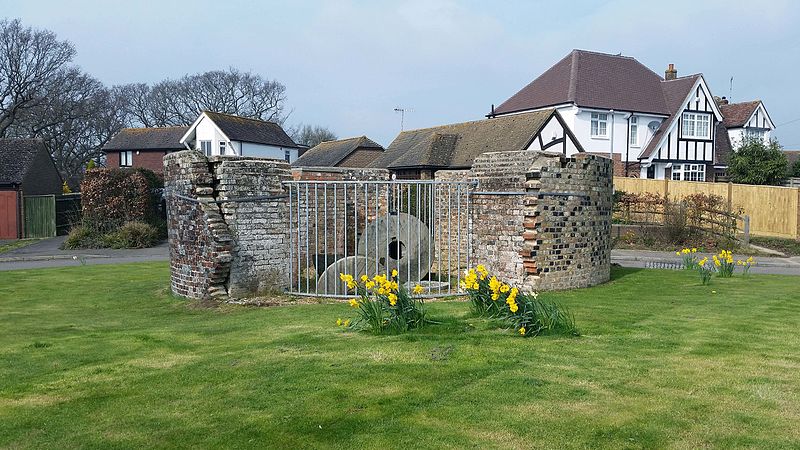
212, 156, 292, 297
164, 151, 293, 300
469, 150, 612, 291
163, 151, 233, 300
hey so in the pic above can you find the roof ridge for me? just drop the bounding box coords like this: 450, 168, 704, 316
571, 49, 637, 60
661, 73, 702, 82
399, 109, 555, 135
567, 51, 579, 102
203, 110, 278, 126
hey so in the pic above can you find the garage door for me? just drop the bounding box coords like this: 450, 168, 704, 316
0, 190, 18, 239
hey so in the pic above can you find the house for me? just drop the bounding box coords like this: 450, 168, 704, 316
0, 139, 63, 239
719, 99, 775, 147
292, 136, 384, 168
103, 126, 189, 172
179, 111, 303, 163
489, 49, 775, 181
369, 108, 583, 179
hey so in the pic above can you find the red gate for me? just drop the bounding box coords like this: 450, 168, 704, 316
0, 190, 19, 239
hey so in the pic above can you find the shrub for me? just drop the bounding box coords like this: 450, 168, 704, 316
338, 270, 426, 334
728, 137, 788, 186
101, 221, 159, 249
63, 225, 103, 249
462, 266, 578, 337
80, 168, 162, 233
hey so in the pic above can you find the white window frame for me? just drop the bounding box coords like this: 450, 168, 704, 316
284, 149, 291, 162
200, 140, 212, 156
672, 163, 705, 182
743, 128, 766, 140
120, 151, 133, 167
219, 141, 227, 155
591, 112, 608, 138
681, 112, 711, 139
629, 116, 639, 147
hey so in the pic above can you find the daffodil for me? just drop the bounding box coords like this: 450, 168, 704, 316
391, 269, 398, 278
343, 319, 350, 327
519, 326, 526, 336
348, 299, 359, 308
388, 293, 398, 306
336, 318, 342, 326
413, 284, 424, 295
509, 302, 519, 313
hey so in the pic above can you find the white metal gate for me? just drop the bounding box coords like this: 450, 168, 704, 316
285, 180, 473, 297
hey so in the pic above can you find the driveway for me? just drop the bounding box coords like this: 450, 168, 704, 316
0, 236, 169, 271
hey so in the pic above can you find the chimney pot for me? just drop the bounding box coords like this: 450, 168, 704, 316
665, 63, 678, 80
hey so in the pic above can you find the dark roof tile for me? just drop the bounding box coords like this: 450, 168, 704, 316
103, 126, 189, 151
292, 136, 383, 167
0, 139, 49, 185
204, 111, 299, 148
720, 101, 761, 128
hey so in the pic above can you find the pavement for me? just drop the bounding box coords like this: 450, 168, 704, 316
0, 236, 169, 271
1, 237, 799, 276
611, 249, 800, 275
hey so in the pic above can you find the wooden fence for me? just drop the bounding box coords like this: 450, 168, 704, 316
23, 195, 56, 239
614, 177, 800, 240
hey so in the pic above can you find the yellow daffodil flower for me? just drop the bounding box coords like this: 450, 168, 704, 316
519, 326, 526, 336
348, 299, 359, 308
336, 318, 342, 326
413, 284, 424, 295
388, 293, 397, 306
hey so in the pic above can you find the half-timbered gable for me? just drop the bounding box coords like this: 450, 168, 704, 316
720, 100, 775, 147
638, 75, 723, 180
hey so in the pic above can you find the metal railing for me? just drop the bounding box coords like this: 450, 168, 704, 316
284, 180, 474, 298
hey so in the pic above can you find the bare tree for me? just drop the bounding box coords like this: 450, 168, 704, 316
116, 68, 288, 127
0, 19, 77, 136
289, 123, 337, 147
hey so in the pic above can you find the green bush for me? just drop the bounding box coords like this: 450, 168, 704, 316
101, 221, 159, 249
63, 225, 103, 249
728, 137, 788, 185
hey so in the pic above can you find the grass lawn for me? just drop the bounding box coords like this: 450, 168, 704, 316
1, 263, 799, 449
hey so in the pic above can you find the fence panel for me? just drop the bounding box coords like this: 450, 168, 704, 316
0, 191, 18, 239
613, 177, 800, 239
55, 193, 81, 236
23, 195, 56, 238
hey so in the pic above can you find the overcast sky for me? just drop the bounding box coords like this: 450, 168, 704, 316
5, 0, 800, 148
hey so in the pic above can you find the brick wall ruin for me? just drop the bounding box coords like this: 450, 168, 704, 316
164, 151, 292, 300
468, 151, 612, 291
165, 150, 611, 301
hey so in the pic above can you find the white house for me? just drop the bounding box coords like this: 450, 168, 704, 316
720, 100, 775, 148
489, 50, 776, 181
179, 111, 303, 163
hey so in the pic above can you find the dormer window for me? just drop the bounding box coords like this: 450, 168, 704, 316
681, 112, 711, 139
591, 112, 608, 137
744, 128, 766, 140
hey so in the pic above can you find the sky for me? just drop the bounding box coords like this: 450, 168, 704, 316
5, 0, 800, 148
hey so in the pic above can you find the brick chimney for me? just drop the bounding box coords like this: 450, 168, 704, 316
665, 63, 677, 80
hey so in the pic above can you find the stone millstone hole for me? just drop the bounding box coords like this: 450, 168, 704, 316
388, 238, 405, 261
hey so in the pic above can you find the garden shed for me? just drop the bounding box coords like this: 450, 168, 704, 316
0, 139, 63, 239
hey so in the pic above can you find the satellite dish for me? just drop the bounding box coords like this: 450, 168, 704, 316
647, 121, 660, 132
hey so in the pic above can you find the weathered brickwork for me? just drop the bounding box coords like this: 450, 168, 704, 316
212, 156, 292, 297
469, 150, 612, 291
163, 151, 233, 300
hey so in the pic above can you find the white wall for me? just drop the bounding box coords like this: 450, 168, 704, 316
194, 116, 235, 155
524, 113, 582, 156
240, 142, 298, 162
556, 105, 664, 162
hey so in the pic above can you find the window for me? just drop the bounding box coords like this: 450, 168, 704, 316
219, 141, 227, 155
284, 149, 291, 162
672, 163, 706, 181
120, 151, 133, 167
744, 128, 766, 140
629, 116, 638, 146
681, 112, 711, 139
200, 140, 212, 156
591, 112, 608, 137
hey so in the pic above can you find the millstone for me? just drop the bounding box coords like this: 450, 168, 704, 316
316, 256, 385, 295
356, 212, 431, 283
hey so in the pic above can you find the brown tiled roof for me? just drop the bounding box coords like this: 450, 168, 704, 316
784, 150, 800, 166
103, 126, 189, 151
638, 75, 702, 159
292, 136, 383, 167
493, 50, 671, 115
0, 139, 49, 185
720, 100, 761, 128
204, 111, 300, 148
370, 109, 557, 170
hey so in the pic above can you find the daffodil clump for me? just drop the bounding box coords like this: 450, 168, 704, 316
337, 269, 426, 334
462, 265, 578, 338
675, 247, 699, 269
737, 256, 756, 275
697, 256, 713, 285
713, 249, 736, 278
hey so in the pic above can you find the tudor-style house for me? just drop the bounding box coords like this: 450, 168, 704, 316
489, 50, 776, 181
179, 111, 304, 163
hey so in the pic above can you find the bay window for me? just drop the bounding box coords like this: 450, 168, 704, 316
672, 163, 706, 181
